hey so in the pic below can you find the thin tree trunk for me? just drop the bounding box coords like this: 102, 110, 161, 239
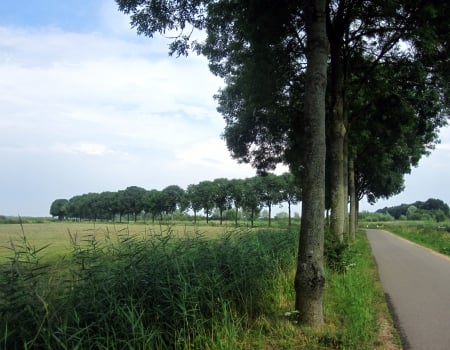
343, 128, 349, 240
251, 208, 254, 228
348, 158, 356, 240
295, 0, 328, 326
268, 204, 272, 227
356, 197, 360, 228
288, 200, 292, 227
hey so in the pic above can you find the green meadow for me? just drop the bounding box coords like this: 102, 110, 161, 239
0, 222, 400, 349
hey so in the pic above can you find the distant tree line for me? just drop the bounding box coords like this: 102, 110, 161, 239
49, 173, 301, 226
375, 198, 450, 222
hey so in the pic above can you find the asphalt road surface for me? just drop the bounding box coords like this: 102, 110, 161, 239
366, 229, 450, 350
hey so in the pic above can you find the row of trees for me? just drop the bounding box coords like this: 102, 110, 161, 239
116, 0, 449, 325
50, 173, 301, 226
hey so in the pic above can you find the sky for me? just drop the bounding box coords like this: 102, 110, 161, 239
0, 0, 449, 217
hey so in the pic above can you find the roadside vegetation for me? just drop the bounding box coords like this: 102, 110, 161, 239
0, 222, 399, 349
359, 199, 450, 257
376, 221, 450, 257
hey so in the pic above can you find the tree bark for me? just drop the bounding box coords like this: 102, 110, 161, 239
268, 204, 272, 227
295, 0, 328, 326
348, 158, 356, 240
329, 47, 346, 243
343, 126, 349, 240
288, 200, 292, 227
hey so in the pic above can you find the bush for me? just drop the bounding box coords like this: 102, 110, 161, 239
324, 229, 349, 272
358, 211, 394, 222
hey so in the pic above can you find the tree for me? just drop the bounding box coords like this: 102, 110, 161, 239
186, 184, 203, 224
279, 172, 301, 227
122, 186, 147, 222
116, 190, 128, 223
351, 54, 448, 213
50, 199, 68, 221
115, 0, 326, 325
211, 178, 232, 224
195, 181, 215, 223
211, 0, 449, 242
377, 198, 450, 221
293, 0, 328, 325
229, 178, 244, 227
331, 0, 449, 240
67, 195, 87, 221
83, 193, 103, 221
420, 198, 450, 215
258, 174, 283, 227
143, 189, 164, 223
115, 0, 447, 326
161, 185, 185, 219
241, 176, 262, 228
98, 191, 120, 221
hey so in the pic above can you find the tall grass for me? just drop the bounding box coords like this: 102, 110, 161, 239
0, 224, 397, 349
0, 225, 297, 349
383, 222, 450, 255
324, 234, 383, 348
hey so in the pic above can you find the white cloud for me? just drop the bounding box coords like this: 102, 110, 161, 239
0, 22, 255, 216
0, 25, 224, 151
55, 142, 111, 156
177, 139, 244, 170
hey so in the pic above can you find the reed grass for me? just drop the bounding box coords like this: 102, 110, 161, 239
1, 225, 297, 349
0, 224, 398, 349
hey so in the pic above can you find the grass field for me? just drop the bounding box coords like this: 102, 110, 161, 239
0, 222, 400, 349
381, 221, 450, 256
0, 221, 239, 262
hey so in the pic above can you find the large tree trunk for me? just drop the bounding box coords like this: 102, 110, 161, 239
294, 0, 328, 326
329, 49, 346, 243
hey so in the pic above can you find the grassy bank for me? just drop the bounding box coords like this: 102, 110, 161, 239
381, 221, 450, 256
0, 224, 399, 349
323, 232, 400, 349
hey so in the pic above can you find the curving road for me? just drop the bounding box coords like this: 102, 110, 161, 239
366, 229, 450, 350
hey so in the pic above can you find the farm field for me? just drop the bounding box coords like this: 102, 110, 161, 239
0, 221, 240, 262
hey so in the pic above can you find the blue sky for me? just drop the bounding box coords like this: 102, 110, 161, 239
0, 0, 449, 217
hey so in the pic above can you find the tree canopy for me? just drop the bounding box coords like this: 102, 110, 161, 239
377, 198, 450, 221
50, 173, 300, 225
49, 199, 68, 221
115, 0, 449, 326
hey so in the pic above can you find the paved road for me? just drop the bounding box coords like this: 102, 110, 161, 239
366, 229, 450, 350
